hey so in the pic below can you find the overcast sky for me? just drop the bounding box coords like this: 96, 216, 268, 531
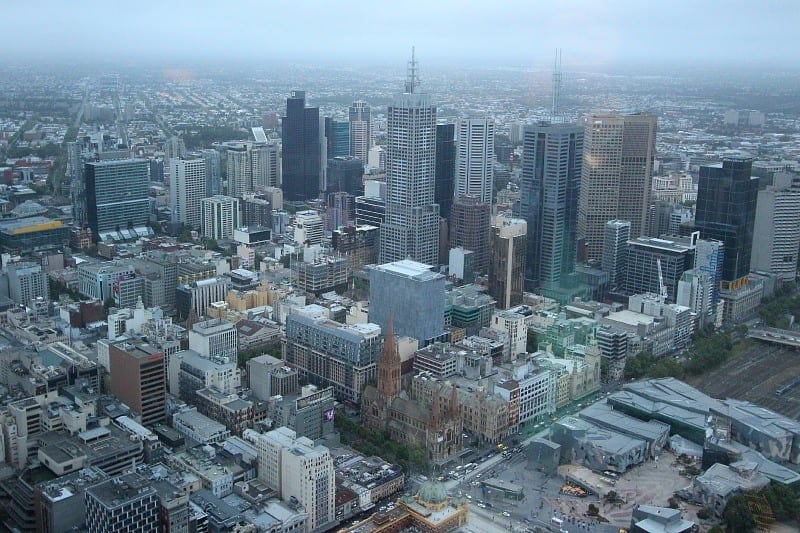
3, 0, 798, 71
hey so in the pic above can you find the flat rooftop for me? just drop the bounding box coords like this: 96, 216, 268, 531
628, 236, 694, 253
86, 472, 156, 508
373, 259, 441, 281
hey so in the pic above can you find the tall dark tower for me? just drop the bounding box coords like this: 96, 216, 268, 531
695, 157, 759, 286
520, 53, 583, 294
520, 122, 583, 292
435, 123, 456, 219
376, 315, 401, 399
282, 91, 321, 201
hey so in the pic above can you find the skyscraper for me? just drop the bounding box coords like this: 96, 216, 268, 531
324, 117, 350, 158
577, 113, 657, 261
349, 101, 371, 162
520, 122, 583, 291
253, 427, 335, 531
434, 122, 456, 219
227, 143, 280, 197
282, 91, 321, 201
251, 142, 280, 190
163, 136, 186, 181
379, 50, 440, 265
85, 158, 150, 241
694, 158, 759, 285
750, 173, 800, 281
449, 195, 491, 273
169, 158, 206, 229
201, 195, 240, 240
226, 146, 251, 198
195, 148, 222, 196
108, 338, 167, 427
489, 217, 527, 309
601, 220, 631, 291
326, 156, 364, 195
455, 117, 494, 203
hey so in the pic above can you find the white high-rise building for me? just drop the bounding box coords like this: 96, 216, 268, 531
163, 136, 187, 180
228, 143, 281, 197
250, 427, 335, 532
455, 117, 494, 203
7, 262, 48, 307
379, 50, 440, 265
252, 143, 281, 189
349, 101, 371, 163
294, 210, 324, 245
201, 195, 240, 240
751, 173, 800, 281
227, 148, 251, 198
170, 158, 206, 229
188, 318, 238, 361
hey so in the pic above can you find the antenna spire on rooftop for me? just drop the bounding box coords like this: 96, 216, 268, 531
551, 48, 563, 120
405, 46, 419, 93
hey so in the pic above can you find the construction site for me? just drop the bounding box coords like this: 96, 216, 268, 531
690, 341, 800, 420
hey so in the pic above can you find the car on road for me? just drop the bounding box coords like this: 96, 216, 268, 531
502, 511, 511, 517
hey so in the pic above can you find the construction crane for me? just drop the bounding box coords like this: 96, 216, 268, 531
656, 257, 668, 303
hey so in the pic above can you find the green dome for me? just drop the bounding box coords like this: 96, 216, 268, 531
418, 480, 447, 504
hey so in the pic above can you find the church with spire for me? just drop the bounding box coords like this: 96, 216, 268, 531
361, 315, 463, 463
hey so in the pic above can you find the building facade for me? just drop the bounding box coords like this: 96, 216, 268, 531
434, 123, 456, 220
284, 305, 382, 402
455, 117, 494, 204
7, 262, 48, 307
489, 217, 527, 309
85, 159, 150, 241
349, 101, 372, 163
520, 122, 583, 292
694, 158, 759, 286
169, 158, 206, 229
379, 54, 440, 265
109, 340, 167, 427
369, 260, 446, 346
750, 173, 800, 281
85, 474, 159, 533
449, 195, 491, 273
200, 195, 240, 240
282, 90, 321, 201
578, 113, 657, 260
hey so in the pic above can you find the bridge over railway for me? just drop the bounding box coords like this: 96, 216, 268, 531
747, 327, 800, 349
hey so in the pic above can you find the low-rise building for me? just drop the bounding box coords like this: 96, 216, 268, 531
334, 452, 405, 511
173, 408, 231, 445
551, 416, 649, 473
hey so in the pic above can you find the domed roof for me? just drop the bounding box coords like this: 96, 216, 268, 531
417, 480, 447, 504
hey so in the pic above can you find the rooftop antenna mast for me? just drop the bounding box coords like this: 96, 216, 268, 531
551, 48, 563, 121
405, 46, 419, 93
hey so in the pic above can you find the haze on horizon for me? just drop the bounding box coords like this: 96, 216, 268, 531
3, 0, 799, 72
